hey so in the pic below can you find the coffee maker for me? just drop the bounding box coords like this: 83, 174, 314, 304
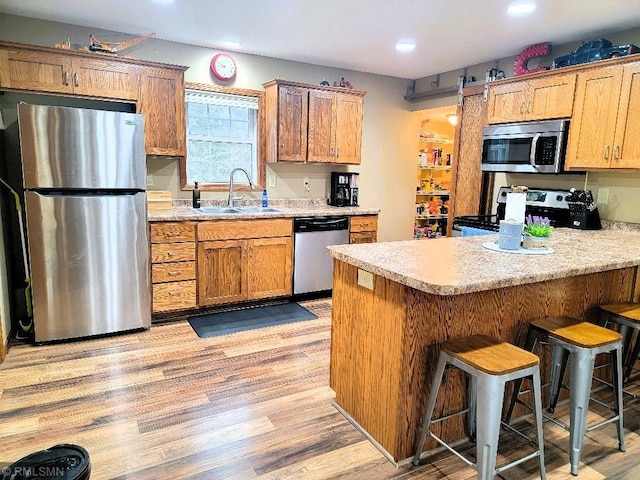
330, 172, 359, 207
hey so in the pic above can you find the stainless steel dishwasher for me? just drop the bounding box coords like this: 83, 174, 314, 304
293, 216, 349, 294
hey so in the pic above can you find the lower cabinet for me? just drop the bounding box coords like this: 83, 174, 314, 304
150, 222, 197, 313
349, 215, 378, 243
197, 219, 293, 306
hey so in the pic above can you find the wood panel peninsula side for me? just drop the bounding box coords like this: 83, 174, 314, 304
327, 229, 640, 464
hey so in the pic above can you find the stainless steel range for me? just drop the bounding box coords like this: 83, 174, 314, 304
452, 186, 572, 236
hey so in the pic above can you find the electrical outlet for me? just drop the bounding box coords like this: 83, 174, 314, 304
146, 174, 153, 187
303, 176, 310, 189
268, 173, 277, 188
597, 188, 609, 204
357, 269, 374, 290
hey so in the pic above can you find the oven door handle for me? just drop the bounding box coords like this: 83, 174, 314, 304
529, 133, 542, 169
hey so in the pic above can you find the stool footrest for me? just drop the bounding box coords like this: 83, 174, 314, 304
429, 408, 469, 425
426, 432, 476, 471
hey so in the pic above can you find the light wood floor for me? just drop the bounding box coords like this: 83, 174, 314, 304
1, 298, 640, 479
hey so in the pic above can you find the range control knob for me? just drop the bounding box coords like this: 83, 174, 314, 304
556, 195, 564, 201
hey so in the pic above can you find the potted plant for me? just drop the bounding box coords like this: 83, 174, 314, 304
522, 214, 552, 249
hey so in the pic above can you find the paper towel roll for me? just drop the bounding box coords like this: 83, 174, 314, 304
505, 192, 526, 223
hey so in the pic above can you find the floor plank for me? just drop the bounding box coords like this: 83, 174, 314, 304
1, 298, 639, 479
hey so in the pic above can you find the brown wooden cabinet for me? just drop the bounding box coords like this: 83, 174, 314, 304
197, 219, 293, 306
0, 48, 139, 100
0, 41, 188, 158
485, 73, 576, 124
565, 61, 640, 169
349, 215, 378, 244
150, 222, 197, 313
138, 66, 187, 157
264, 79, 365, 164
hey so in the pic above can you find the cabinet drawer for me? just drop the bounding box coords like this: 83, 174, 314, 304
198, 218, 293, 241
150, 222, 196, 243
152, 261, 196, 283
350, 215, 378, 232
151, 242, 195, 263
152, 280, 196, 312
350, 232, 377, 244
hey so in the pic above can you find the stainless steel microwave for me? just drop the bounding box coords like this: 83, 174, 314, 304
481, 119, 570, 173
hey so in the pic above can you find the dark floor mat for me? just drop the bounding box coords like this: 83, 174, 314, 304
188, 303, 317, 338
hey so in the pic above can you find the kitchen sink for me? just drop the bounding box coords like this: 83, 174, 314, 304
192, 206, 241, 214
192, 206, 282, 215
235, 206, 282, 213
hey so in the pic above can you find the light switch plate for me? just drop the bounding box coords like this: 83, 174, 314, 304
597, 188, 609, 204
357, 269, 374, 290
268, 173, 277, 188
146, 174, 153, 187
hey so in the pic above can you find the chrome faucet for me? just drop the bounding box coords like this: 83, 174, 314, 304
227, 168, 255, 207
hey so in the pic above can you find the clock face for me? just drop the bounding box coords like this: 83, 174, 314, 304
211, 53, 237, 81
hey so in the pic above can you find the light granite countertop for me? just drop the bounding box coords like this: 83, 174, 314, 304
147, 198, 379, 221
327, 228, 640, 296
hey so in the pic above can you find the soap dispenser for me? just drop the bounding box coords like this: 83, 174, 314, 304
192, 182, 201, 208
261, 189, 268, 207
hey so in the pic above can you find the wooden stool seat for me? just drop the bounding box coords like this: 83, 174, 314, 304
443, 335, 539, 375
531, 315, 622, 348
601, 302, 640, 322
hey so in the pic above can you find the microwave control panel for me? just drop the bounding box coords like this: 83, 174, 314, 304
535, 136, 559, 165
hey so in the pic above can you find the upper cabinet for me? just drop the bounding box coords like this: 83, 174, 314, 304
485, 73, 576, 124
0, 41, 188, 158
565, 61, 640, 170
138, 66, 187, 157
0, 46, 139, 100
263, 79, 365, 164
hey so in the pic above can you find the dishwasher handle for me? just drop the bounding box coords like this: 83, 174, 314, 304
294, 216, 349, 232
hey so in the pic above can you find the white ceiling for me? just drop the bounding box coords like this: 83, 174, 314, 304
2, 0, 640, 79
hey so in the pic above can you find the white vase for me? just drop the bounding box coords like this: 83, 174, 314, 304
522, 233, 550, 249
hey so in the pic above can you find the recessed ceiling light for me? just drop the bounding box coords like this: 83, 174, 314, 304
396, 40, 416, 53
507, 0, 536, 17
221, 41, 241, 49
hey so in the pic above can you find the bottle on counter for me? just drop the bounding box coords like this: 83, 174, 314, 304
192, 181, 201, 208
261, 189, 268, 207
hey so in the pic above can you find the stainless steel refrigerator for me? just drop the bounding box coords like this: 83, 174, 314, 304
9, 104, 150, 342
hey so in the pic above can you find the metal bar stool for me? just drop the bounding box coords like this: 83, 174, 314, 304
412, 335, 546, 480
505, 316, 625, 476
598, 303, 640, 383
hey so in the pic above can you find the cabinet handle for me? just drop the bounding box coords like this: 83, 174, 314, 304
168, 290, 180, 295
73, 73, 79, 87
519, 103, 525, 115
336, 146, 340, 158
165, 232, 181, 237
526, 101, 531, 113
613, 145, 620, 160
167, 271, 181, 276
604, 145, 610, 160
63, 71, 69, 86
166, 251, 175, 257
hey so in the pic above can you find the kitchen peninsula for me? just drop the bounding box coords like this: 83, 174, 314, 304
327, 228, 640, 464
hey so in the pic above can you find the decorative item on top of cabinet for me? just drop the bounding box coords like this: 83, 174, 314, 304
564, 61, 640, 170
415, 126, 452, 239
150, 222, 197, 313
263, 79, 365, 164
197, 219, 293, 306
349, 215, 378, 244
485, 72, 576, 124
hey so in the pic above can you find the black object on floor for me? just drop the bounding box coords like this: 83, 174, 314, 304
2, 443, 91, 480
188, 303, 317, 338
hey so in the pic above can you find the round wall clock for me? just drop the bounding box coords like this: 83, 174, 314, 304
210, 53, 237, 81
